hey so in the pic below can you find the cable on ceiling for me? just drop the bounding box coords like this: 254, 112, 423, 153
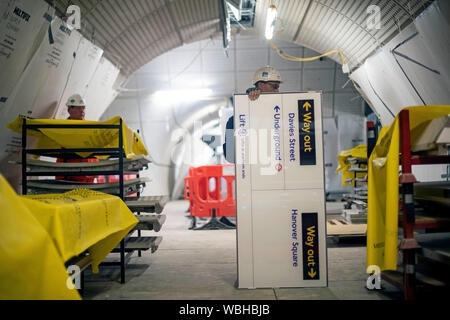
269, 39, 361, 93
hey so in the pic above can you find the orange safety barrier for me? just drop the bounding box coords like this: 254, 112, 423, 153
184, 165, 235, 229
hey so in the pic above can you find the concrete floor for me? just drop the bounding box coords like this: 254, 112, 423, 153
82, 200, 401, 300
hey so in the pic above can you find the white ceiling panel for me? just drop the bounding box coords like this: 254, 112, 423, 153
278, 70, 301, 92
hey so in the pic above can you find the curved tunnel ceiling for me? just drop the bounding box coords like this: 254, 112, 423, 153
48, 0, 224, 76
48, 0, 432, 76
248, 0, 433, 70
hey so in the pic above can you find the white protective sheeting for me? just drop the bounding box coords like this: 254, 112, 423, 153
2, 16, 81, 121
54, 38, 103, 119
83, 57, 120, 121
352, 0, 450, 126
0, 16, 80, 159
0, 0, 53, 105
0, 15, 81, 191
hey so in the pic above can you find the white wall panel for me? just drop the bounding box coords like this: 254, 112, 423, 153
235, 38, 268, 49
104, 97, 140, 123
323, 119, 344, 193
137, 53, 169, 74
205, 71, 235, 96
169, 72, 205, 89
236, 48, 268, 71
268, 47, 302, 71
337, 113, 366, 152
135, 73, 170, 95
168, 50, 203, 74
303, 69, 334, 91
236, 71, 254, 93
202, 50, 234, 72
321, 93, 333, 118
334, 92, 363, 115
279, 70, 301, 92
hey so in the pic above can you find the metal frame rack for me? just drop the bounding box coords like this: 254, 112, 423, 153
20, 117, 130, 284
381, 109, 450, 300
343, 158, 367, 212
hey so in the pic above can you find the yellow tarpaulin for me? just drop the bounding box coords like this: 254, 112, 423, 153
0, 175, 80, 300
336, 144, 367, 186
20, 189, 139, 274
367, 105, 450, 271
6, 116, 148, 159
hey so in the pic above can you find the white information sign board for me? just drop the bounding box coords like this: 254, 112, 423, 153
234, 92, 327, 289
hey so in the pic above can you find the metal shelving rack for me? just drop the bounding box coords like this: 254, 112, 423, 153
381, 109, 450, 300
20, 117, 130, 283
342, 157, 368, 224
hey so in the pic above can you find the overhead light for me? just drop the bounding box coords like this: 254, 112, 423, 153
265, 4, 277, 40
153, 89, 213, 104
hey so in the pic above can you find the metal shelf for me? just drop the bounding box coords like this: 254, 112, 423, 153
395, 109, 450, 300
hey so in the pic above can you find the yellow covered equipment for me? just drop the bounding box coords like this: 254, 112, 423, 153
0, 175, 139, 299
336, 144, 367, 186
367, 105, 450, 271
7, 116, 148, 159
0, 175, 80, 300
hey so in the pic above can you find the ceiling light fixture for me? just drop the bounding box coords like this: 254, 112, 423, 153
265, 3, 277, 40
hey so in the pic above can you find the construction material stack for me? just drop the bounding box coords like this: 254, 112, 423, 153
14, 116, 168, 284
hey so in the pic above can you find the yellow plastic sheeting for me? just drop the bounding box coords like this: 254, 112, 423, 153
336, 145, 367, 186
20, 189, 139, 274
6, 116, 148, 159
0, 175, 81, 300
367, 106, 450, 271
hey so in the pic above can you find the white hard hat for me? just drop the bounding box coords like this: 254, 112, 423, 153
252, 66, 283, 85
66, 94, 86, 107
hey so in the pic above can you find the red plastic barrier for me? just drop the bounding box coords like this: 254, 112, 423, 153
184, 165, 235, 218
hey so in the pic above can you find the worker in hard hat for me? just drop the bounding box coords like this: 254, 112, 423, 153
223, 66, 283, 163
247, 66, 282, 100
56, 94, 101, 182
66, 94, 86, 120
